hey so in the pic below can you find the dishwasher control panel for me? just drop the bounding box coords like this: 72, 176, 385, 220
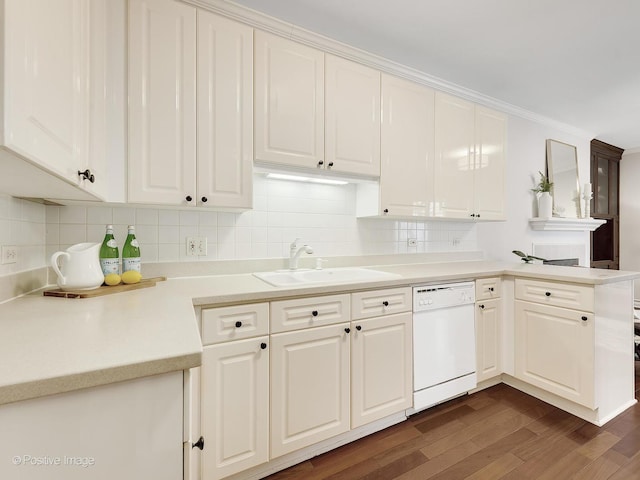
413, 281, 475, 311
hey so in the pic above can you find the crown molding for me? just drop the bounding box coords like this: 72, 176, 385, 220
185, 0, 593, 140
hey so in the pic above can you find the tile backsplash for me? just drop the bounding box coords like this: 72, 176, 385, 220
2, 176, 477, 275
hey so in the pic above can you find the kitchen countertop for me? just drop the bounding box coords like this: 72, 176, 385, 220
1, 259, 638, 406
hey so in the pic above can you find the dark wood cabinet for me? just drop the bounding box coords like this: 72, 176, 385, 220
590, 139, 623, 269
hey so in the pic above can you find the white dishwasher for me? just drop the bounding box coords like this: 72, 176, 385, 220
412, 281, 476, 413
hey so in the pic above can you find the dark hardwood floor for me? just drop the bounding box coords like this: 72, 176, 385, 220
265, 363, 640, 479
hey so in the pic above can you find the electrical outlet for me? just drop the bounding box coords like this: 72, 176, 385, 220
186, 237, 207, 257
1, 245, 18, 264
452, 238, 460, 247
407, 238, 417, 247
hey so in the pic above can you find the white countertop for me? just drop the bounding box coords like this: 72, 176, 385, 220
1, 259, 638, 405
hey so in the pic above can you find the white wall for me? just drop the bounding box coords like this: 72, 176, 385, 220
477, 114, 592, 265
0, 195, 46, 276
620, 148, 640, 299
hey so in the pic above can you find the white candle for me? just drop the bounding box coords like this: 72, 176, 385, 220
583, 183, 592, 197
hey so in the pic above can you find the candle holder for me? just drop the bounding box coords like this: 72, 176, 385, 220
582, 192, 593, 218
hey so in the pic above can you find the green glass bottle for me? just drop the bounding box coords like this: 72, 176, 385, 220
122, 225, 141, 273
99, 224, 119, 275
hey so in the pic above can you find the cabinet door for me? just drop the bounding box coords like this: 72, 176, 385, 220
474, 106, 507, 220
325, 55, 380, 176
201, 337, 269, 480
128, 0, 196, 205
476, 298, 502, 382
254, 31, 324, 168
514, 300, 595, 408
270, 324, 350, 458
197, 11, 253, 208
351, 312, 412, 428
434, 92, 475, 218
4, 0, 88, 182
379, 74, 434, 216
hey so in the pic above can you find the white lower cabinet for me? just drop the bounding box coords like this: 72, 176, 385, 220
351, 312, 412, 428
270, 323, 351, 458
201, 337, 269, 480
475, 278, 502, 383
0, 372, 183, 480
514, 300, 595, 408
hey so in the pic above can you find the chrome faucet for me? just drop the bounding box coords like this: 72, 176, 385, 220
289, 238, 313, 270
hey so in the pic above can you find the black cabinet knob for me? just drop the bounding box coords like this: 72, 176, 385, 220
312, 310, 318, 317
545, 292, 551, 297
186, 195, 193, 202
479, 304, 485, 309
77, 169, 95, 183
261, 342, 267, 349
476, 214, 481, 218
344, 328, 350, 334
382, 301, 389, 307
356, 325, 362, 331
383, 208, 389, 214
192, 436, 205, 450
317, 161, 324, 167
328, 162, 334, 168
581, 316, 588, 321
470, 213, 476, 217
201, 196, 208, 203
235, 321, 242, 328
489, 287, 494, 292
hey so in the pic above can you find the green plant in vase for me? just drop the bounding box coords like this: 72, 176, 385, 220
532, 171, 554, 218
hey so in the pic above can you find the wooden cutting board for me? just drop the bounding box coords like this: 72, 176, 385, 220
43, 276, 166, 298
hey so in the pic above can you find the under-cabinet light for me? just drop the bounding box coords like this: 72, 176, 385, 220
265, 173, 349, 185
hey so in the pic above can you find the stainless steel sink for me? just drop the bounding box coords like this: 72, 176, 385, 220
253, 267, 400, 287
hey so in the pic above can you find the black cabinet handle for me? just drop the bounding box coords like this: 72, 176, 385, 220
344, 328, 350, 334
382, 301, 389, 307
479, 304, 485, 309
201, 196, 208, 203
356, 325, 362, 331
261, 342, 267, 349
581, 316, 588, 322
78, 169, 95, 183
327, 162, 334, 168
545, 292, 551, 297
383, 208, 389, 214
470, 213, 476, 217
235, 321, 242, 328
186, 195, 193, 202
317, 161, 324, 167
489, 287, 494, 292
312, 310, 318, 317
477, 214, 481, 218
192, 436, 204, 450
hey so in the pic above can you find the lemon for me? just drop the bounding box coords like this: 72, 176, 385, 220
104, 273, 121, 286
121, 270, 142, 285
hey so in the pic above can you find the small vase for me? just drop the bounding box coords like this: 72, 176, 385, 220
538, 192, 552, 219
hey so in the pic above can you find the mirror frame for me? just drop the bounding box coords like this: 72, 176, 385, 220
546, 139, 581, 218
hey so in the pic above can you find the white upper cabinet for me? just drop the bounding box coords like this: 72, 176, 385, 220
378, 74, 435, 217
0, 0, 110, 201
254, 31, 324, 169
325, 55, 380, 177
128, 0, 197, 205
434, 92, 507, 220
197, 10, 253, 208
129, 2, 252, 208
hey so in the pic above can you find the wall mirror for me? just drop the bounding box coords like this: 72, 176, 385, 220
546, 139, 581, 218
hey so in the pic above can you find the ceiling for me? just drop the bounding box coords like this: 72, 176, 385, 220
227, 0, 640, 150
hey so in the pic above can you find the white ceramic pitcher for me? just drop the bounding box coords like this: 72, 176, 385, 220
50, 243, 104, 291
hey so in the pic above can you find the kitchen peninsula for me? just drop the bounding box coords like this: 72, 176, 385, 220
0, 257, 637, 479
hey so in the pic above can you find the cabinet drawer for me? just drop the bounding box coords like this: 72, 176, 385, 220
476, 277, 501, 301
515, 278, 594, 312
270, 294, 351, 333
351, 287, 412, 320
201, 303, 269, 345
